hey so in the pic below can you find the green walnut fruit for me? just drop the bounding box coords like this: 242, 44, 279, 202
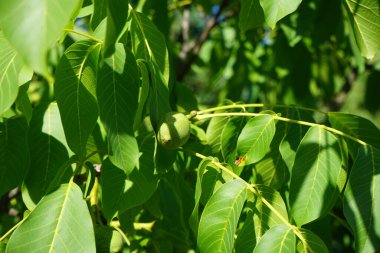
157, 112, 191, 149
95, 226, 124, 253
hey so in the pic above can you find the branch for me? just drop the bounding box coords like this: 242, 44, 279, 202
176, 0, 234, 81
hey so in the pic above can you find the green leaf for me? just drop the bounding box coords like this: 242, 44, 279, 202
289, 126, 342, 226
97, 44, 139, 174
103, 0, 129, 57
130, 9, 170, 83
189, 158, 218, 234
134, 60, 150, 131
6, 181, 96, 252
344, 0, 380, 59
147, 61, 171, 130
22, 103, 71, 209
343, 145, 380, 253
250, 185, 289, 241
15, 83, 33, 124
221, 116, 246, 162
55, 40, 101, 159
0, 117, 29, 196
197, 180, 247, 253
239, 0, 265, 33
206, 116, 229, 154
0, 0, 79, 76
0, 33, 24, 115
91, 0, 107, 30
253, 224, 295, 253
234, 210, 256, 253
328, 112, 380, 156
259, 0, 303, 29
101, 136, 158, 220
298, 228, 329, 253
237, 115, 276, 165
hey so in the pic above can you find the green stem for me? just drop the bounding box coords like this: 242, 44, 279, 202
64, 29, 103, 43
182, 149, 308, 246
196, 112, 367, 146
111, 225, 131, 246
195, 103, 326, 115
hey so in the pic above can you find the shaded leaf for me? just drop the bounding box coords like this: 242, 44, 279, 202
0, 33, 23, 115
90, 0, 107, 30
343, 145, 380, 253
6, 181, 95, 252
234, 210, 256, 253
197, 180, 247, 253
55, 40, 101, 158
134, 60, 150, 131
253, 224, 295, 253
0, 0, 79, 76
23, 103, 71, 209
328, 112, 380, 156
344, 0, 380, 59
239, 0, 265, 32
97, 44, 139, 174
237, 115, 276, 165
0, 117, 29, 196
130, 10, 170, 83
103, 0, 129, 57
298, 228, 329, 253
289, 126, 342, 226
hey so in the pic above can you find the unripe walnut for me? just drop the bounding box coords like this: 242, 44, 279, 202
157, 112, 191, 149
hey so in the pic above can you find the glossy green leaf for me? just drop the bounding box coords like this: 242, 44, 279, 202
0, 0, 79, 76
0, 117, 29, 196
0, 33, 23, 115
130, 9, 170, 83
206, 115, 229, 154
344, 145, 380, 252
197, 180, 247, 253
259, 0, 303, 29
328, 112, 380, 156
103, 0, 129, 57
6, 181, 95, 252
55, 40, 101, 159
23, 103, 71, 209
298, 228, 329, 253
239, 0, 265, 32
101, 136, 158, 220
289, 126, 342, 226
344, 0, 380, 59
237, 115, 276, 165
253, 224, 295, 253
251, 185, 289, 241
97, 44, 139, 174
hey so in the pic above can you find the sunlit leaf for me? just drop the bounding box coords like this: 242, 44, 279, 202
298, 228, 329, 253
6, 181, 96, 252
197, 180, 247, 253
259, 0, 303, 29
0, 0, 79, 76
0, 117, 29, 196
344, 145, 380, 253
237, 115, 276, 165
344, 0, 380, 59
253, 224, 295, 253
289, 126, 342, 226
0, 33, 23, 115
97, 44, 139, 174
55, 40, 101, 159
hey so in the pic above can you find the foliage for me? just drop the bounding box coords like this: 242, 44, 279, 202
1, 0, 380, 252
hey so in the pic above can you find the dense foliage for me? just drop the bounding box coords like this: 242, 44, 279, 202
1, 0, 380, 252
